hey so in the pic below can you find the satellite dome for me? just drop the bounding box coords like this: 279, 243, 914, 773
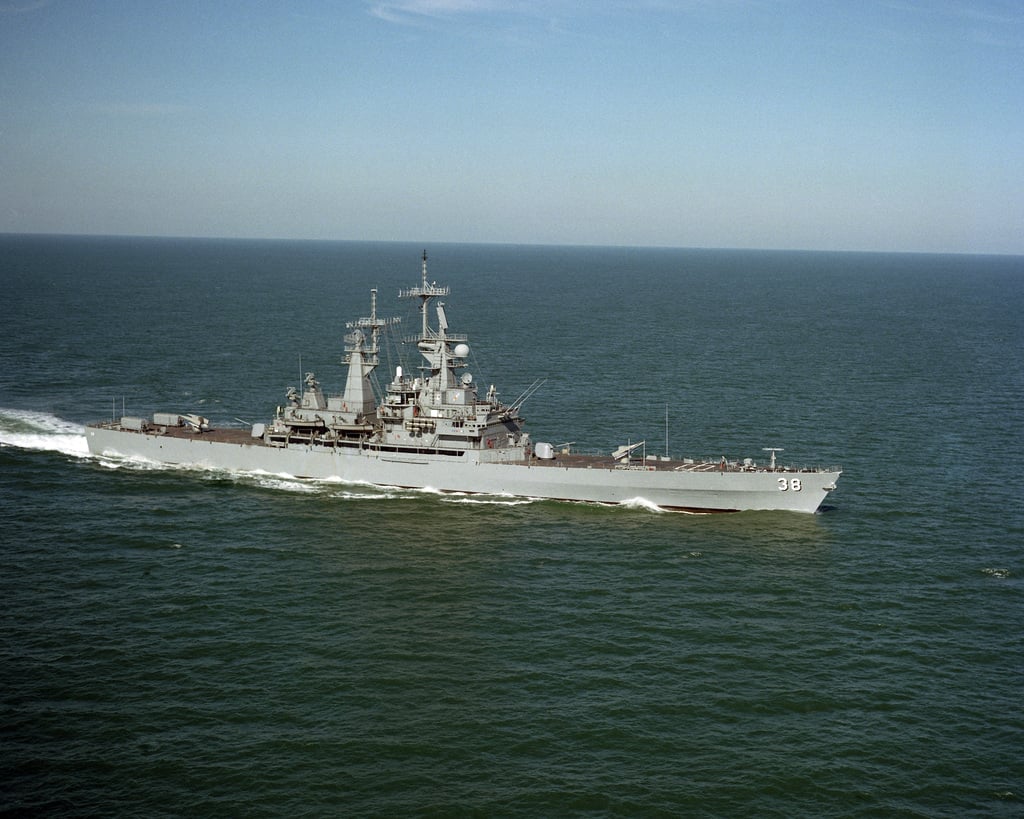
453, 343, 470, 358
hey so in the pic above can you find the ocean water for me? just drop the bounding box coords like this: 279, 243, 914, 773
1, 235, 1021, 816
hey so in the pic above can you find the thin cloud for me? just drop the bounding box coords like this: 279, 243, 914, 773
880, 0, 1024, 48
369, 0, 509, 25
367, 0, 759, 26
0, 0, 53, 13
881, 0, 1024, 29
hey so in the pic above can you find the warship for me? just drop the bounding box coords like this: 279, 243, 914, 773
86, 252, 840, 513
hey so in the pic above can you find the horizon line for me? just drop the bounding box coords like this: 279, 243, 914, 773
1, 230, 1020, 259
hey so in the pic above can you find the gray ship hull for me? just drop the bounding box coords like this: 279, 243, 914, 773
85, 425, 839, 513
85, 252, 840, 514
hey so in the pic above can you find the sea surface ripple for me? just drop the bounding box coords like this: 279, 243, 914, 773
1, 236, 1021, 816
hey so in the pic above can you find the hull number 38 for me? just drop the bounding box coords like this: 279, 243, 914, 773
777, 478, 802, 491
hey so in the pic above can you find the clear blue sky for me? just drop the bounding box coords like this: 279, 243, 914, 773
2, 1, 1021, 253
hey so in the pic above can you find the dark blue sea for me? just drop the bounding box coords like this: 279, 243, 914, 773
1, 235, 1021, 817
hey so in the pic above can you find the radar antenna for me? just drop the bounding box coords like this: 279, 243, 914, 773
345, 288, 400, 366
398, 249, 450, 340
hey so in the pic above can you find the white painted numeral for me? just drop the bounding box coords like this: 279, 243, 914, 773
777, 478, 803, 492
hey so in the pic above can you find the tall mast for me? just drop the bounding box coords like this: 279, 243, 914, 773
341, 288, 399, 413
420, 250, 429, 339
346, 288, 397, 364
399, 249, 449, 340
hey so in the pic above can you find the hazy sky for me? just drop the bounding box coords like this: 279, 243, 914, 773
2, 0, 1021, 253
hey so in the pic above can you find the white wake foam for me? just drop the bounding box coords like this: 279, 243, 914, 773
619, 496, 666, 513
0, 408, 90, 457
440, 496, 535, 507
252, 476, 320, 494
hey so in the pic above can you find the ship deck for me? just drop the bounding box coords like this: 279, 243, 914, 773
522, 452, 807, 474
90, 422, 829, 474
90, 422, 262, 446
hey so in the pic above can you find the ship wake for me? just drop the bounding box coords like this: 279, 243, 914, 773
0, 408, 90, 458
619, 496, 667, 514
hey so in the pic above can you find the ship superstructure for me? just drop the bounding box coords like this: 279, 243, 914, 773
261, 252, 530, 463
86, 252, 841, 513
